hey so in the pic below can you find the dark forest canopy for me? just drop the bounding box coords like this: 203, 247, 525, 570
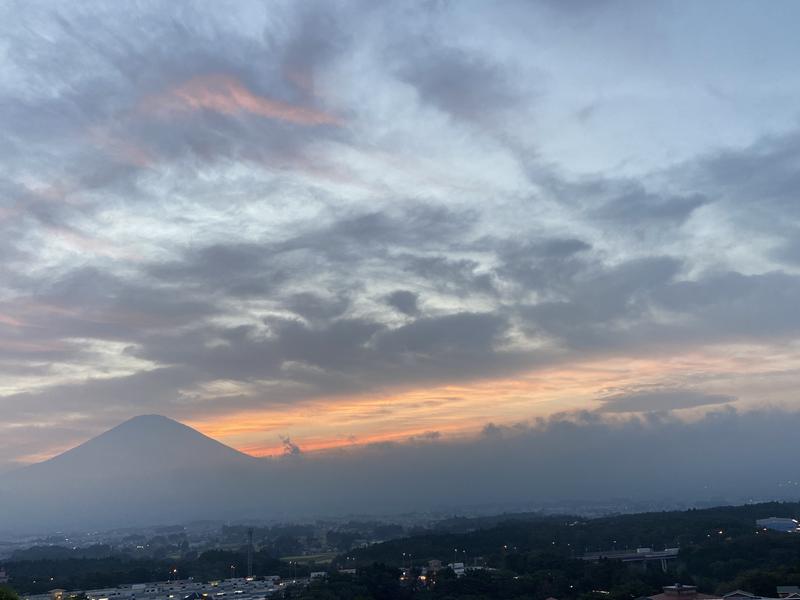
6, 502, 800, 599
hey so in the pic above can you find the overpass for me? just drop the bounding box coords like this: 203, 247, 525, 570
581, 547, 680, 572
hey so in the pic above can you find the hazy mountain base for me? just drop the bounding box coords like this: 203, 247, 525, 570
4, 412, 800, 533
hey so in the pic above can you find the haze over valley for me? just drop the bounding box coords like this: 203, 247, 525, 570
3, 411, 800, 534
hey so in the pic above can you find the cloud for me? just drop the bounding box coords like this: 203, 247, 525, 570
397, 42, 524, 121
1, 0, 800, 475
280, 436, 303, 456
592, 188, 708, 225
596, 388, 736, 413
699, 130, 800, 216
407, 430, 441, 443
286, 292, 351, 322
148, 243, 289, 298
385, 290, 420, 316
399, 254, 496, 296
144, 74, 342, 126
290, 407, 800, 514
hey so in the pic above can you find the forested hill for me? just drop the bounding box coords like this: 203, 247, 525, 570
7, 502, 800, 600
323, 501, 800, 598
343, 501, 800, 565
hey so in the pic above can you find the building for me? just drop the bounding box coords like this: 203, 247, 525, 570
641, 583, 721, 600
777, 587, 800, 598
724, 591, 760, 600
23, 576, 283, 600
582, 547, 680, 572
756, 518, 799, 533
640, 584, 798, 600
447, 562, 466, 577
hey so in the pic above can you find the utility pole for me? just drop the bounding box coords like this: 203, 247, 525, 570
247, 528, 254, 579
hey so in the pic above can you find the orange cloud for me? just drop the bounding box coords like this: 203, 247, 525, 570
187, 345, 800, 458
16, 342, 800, 467
145, 74, 342, 126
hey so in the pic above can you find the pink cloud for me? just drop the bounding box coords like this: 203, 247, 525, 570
145, 74, 342, 126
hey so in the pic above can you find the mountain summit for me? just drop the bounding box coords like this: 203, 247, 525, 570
32, 414, 256, 475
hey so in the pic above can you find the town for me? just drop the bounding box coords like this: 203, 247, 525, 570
4, 503, 800, 600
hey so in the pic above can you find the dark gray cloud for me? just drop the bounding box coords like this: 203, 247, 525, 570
124, 310, 521, 404
287, 291, 351, 322
280, 436, 303, 456
407, 430, 441, 443
653, 270, 800, 340
774, 237, 800, 266
542, 174, 709, 232
518, 255, 682, 347
374, 311, 506, 356
149, 243, 288, 298
399, 254, 496, 296
0, 366, 199, 431
699, 130, 800, 215
495, 237, 592, 294
397, 42, 523, 120
592, 189, 708, 225
385, 290, 420, 316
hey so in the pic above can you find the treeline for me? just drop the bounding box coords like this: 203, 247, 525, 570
281, 563, 668, 600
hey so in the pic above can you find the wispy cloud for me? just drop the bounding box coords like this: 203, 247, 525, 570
144, 74, 342, 126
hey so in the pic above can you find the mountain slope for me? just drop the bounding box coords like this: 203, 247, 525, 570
27, 414, 257, 475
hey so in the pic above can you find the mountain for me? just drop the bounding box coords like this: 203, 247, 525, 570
0, 414, 438, 534
0, 415, 271, 533
26, 414, 258, 475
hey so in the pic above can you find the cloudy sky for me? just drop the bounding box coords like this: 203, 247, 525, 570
2, 0, 800, 470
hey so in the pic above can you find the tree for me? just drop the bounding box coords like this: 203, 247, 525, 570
0, 586, 20, 600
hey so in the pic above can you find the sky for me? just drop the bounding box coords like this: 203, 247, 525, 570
2, 0, 800, 471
